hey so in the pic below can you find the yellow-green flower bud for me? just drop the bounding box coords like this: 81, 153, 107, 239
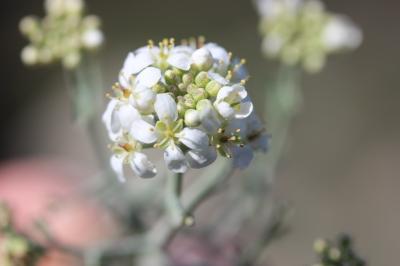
153, 83, 167, 93
164, 69, 176, 84
313, 239, 327, 254
182, 73, 194, 86
205, 80, 222, 97
183, 94, 196, 109
191, 88, 208, 102
195, 71, 210, 88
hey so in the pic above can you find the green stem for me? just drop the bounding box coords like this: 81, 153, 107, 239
265, 65, 302, 173
165, 172, 186, 227
148, 158, 234, 248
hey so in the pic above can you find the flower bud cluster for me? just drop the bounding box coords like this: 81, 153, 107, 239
0, 203, 43, 266
255, 0, 363, 72
103, 38, 268, 181
19, 0, 104, 69
312, 235, 366, 266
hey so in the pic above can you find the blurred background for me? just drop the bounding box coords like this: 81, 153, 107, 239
1, 0, 399, 265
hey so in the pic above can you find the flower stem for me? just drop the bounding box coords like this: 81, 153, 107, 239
165, 172, 186, 227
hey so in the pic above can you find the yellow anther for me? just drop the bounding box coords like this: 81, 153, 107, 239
228, 52, 233, 60
226, 70, 233, 81
198, 36, 205, 47
148, 39, 154, 48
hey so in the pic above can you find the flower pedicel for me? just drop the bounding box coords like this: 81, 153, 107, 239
103, 38, 268, 181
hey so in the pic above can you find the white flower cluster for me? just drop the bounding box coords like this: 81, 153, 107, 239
20, 0, 104, 69
103, 38, 268, 181
255, 0, 363, 72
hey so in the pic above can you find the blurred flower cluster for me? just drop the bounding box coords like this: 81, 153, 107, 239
255, 0, 362, 72
0, 203, 43, 266
312, 235, 366, 266
103, 38, 268, 181
19, 0, 104, 69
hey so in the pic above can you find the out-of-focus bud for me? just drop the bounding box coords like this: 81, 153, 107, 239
21, 46, 39, 66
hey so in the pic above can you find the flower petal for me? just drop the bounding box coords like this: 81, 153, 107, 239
216, 101, 235, 120
154, 93, 178, 122
117, 104, 140, 129
130, 84, 156, 113
130, 119, 157, 144
164, 144, 188, 173
187, 146, 217, 169
232, 84, 248, 100
216, 86, 234, 102
136, 67, 161, 87
177, 128, 209, 150
130, 152, 157, 178
235, 101, 254, 119
167, 53, 192, 71
110, 155, 126, 183
197, 100, 222, 134
204, 43, 230, 65
231, 145, 254, 170
102, 99, 121, 141
208, 72, 228, 85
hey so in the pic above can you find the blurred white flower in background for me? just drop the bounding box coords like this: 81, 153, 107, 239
103, 38, 269, 180
254, 0, 363, 72
19, 0, 104, 69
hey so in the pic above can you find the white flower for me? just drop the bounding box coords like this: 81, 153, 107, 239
119, 52, 153, 88
322, 15, 363, 52
204, 43, 230, 74
110, 135, 157, 181
82, 28, 104, 49
102, 99, 140, 141
214, 85, 253, 120
20, 0, 103, 69
130, 94, 213, 173
104, 38, 265, 179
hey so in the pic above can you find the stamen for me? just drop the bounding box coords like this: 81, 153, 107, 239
226, 70, 233, 81
169, 38, 175, 49
148, 39, 154, 48
198, 36, 205, 47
